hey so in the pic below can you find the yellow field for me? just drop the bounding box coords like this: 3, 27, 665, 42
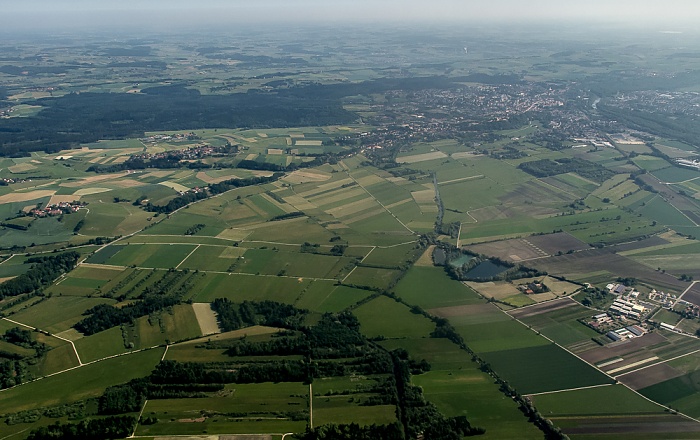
73, 187, 112, 196
8, 163, 37, 173
0, 189, 54, 203
396, 151, 447, 163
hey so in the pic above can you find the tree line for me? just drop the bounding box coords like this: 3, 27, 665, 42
0, 251, 80, 300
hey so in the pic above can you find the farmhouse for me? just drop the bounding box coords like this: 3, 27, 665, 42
609, 298, 646, 319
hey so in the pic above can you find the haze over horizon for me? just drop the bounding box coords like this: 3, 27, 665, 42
3, 0, 700, 32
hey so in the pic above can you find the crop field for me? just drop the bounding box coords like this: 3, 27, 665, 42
481, 344, 614, 394
0, 347, 164, 414
136, 382, 308, 436
9, 296, 115, 334
509, 299, 601, 347
391, 338, 543, 439
354, 295, 435, 339
393, 266, 483, 309
294, 283, 372, 312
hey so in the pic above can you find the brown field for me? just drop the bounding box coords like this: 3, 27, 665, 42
527, 249, 688, 294
680, 283, 700, 307
465, 281, 521, 301
466, 238, 545, 262
468, 206, 511, 222
428, 303, 493, 318
554, 415, 700, 436
611, 236, 670, 253
526, 232, 591, 255
509, 298, 577, 319
618, 362, 686, 390
0, 189, 54, 204
578, 332, 667, 365
48, 194, 81, 205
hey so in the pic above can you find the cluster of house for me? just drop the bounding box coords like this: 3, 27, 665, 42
141, 132, 200, 143
648, 289, 676, 308
0, 177, 24, 185
676, 158, 700, 171
27, 201, 85, 217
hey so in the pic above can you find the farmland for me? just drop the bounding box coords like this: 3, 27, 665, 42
1, 21, 700, 440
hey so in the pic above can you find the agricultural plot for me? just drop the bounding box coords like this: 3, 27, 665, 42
0, 348, 164, 414
136, 382, 308, 436
100, 243, 198, 268
510, 299, 603, 347
393, 266, 483, 309
294, 283, 372, 313
380, 336, 543, 438
343, 266, 402, 290
354, 295, 436, 339
9, 296, 114, 334
123, 304, 203, 349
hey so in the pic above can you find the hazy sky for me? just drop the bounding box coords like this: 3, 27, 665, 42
3, 0, 700, 31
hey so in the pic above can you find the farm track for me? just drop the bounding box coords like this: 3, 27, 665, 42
0, 314, 162, 394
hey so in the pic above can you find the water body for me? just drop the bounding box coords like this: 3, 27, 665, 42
449, 254, 476, 268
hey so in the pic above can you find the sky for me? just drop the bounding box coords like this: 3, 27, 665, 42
2, 0, 700, 31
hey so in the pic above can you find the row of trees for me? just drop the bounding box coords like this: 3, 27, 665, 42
0, 251, 80, 299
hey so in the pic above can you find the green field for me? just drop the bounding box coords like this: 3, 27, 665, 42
354, 295, 436, 339
481, 344, 614, 395
136, 382, 308, 436
393, 266, 483, 309
9, 296, 115, 334
532, 384, 664, 417
0, 348, 164, 414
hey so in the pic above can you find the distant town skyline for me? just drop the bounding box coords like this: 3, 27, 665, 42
3, 0, 700, 32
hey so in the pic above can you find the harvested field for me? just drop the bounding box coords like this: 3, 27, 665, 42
451, 151, 482, 159
196, 171, 234, 184
411, 189, 435, 204
414, 245, 436, 267
618, 362, 686, 390
60, 172, 130, 187
0, 189, 54, 203
465, 281, 521, 301
527, 248, 688, 294
396, 151, 447, 163
74, 187, 112, 196
466, 238, 546, 261
192, 303, 221, 335
282, 170, 331, 184
160, 181, 190, 192
113, 178, 145, 188
526, 232, 591, 255
509, 298, 577, 319
8, 163, 37, 173
48, 194, 81, 205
